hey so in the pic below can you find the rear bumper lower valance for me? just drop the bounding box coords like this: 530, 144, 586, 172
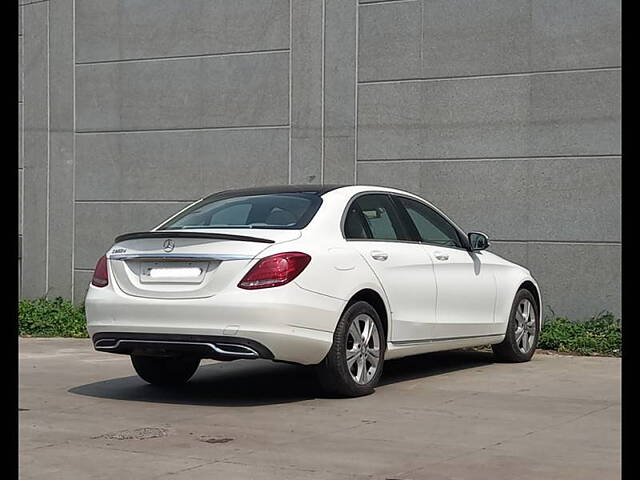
92, 332, 274, 361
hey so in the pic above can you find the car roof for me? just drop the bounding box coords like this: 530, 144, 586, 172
201, 184, 418, 200
201, 184, 347, 200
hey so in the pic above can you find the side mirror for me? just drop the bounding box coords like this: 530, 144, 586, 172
468, 232, 490, 251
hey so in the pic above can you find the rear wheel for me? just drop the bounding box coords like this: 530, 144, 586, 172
316, 301, 385, 397
492, 289, 539, 362
131, 355, 200, 386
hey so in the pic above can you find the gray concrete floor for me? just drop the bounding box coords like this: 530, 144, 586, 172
19, 338, 620, 480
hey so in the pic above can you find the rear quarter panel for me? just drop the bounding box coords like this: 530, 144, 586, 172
281, 240, 387, 303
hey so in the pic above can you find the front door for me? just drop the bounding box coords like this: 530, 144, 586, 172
393, 196, 497, 339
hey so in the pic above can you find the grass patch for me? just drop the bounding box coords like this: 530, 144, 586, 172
538, 311, 621, 357
19, 297, 88, 338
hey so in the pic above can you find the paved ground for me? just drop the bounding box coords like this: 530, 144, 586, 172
19, 338, 620, 480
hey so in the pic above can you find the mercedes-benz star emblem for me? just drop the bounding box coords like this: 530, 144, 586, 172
162, 239, 175, 252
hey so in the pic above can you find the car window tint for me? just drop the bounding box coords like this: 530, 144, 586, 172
352, 194, 403, 241
160, 193, 321, 230
209, 203, 251, 225
397, 197, 461, 247
344, 206, 370, 239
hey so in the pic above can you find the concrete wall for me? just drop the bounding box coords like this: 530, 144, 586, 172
18, 0, 621, 319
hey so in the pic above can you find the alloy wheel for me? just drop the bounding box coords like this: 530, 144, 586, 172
514, 299, 536, 353
345, 313, 381, 385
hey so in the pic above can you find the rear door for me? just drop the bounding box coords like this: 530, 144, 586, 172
392, 196, 497, 338
344, 194, 437, 341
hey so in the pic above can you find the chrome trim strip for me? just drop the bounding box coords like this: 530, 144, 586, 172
108, 253, 253, 261
94, 339, 259, 357
391, 333, 503, 346
215, 343, 261, 356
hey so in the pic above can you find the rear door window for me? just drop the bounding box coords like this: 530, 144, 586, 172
344, 194, 407, 241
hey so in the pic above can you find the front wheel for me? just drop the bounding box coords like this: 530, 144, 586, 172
316, 301, 386, 397
131, 355, 200, 386
492, 289, 539, 362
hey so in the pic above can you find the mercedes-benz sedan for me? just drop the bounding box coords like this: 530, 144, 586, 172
85, 185, 542, 397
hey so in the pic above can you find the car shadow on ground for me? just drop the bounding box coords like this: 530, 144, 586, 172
69, 349, 496, 407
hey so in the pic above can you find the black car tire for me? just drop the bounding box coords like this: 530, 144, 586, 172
131, 355, 200, 386
492, 289, 539, 363
316, 301, 386, 397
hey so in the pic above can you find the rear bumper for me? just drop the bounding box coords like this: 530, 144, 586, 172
92, 332, 275, 361
85, 282, 344, 365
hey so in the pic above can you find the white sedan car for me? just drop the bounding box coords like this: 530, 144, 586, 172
86, 185, 541, 397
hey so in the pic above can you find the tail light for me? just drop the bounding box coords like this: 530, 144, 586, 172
91, 255, 109, 287
238, 252, 311, 290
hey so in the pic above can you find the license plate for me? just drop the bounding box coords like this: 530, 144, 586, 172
148, 267, 202, 278
139, 261, 208, 284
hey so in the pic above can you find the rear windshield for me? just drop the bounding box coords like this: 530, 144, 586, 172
159, 192, 323, 230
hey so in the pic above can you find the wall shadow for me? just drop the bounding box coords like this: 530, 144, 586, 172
69, 349, 496, 407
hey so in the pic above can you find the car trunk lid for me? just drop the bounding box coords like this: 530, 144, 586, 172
107, 229, 299, 299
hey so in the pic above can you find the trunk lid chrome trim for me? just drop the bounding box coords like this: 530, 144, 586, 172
109, 253, 254, 262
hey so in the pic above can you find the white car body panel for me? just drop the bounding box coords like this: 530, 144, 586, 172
426, 244, 498, 338
346, 240, 438, 342
86, 270, 343, 365
85, 185, 542, 366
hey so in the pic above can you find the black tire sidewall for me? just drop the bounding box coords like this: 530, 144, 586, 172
495, 289, 540, 362
319, 301, 386, 397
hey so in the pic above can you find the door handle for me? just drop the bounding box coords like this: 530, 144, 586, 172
433, 251, 449, 261
370, 250, 389, 261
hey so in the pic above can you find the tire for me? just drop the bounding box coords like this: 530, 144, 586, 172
131, 355, 200, 386
316, 301, 386, 397
492, 288, 539, 362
